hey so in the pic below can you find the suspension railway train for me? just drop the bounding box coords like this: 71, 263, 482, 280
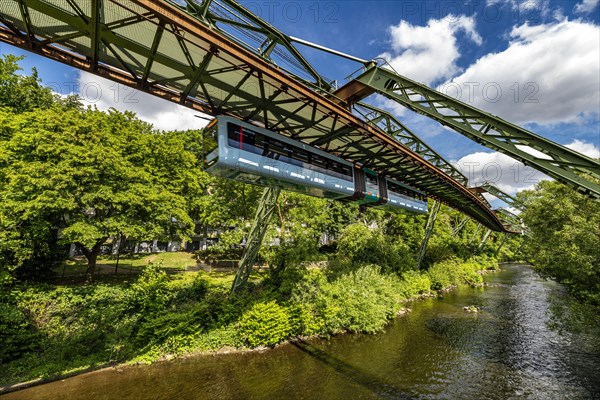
204, 116, 428, 214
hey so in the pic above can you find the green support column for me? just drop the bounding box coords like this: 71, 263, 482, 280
452, 217, 469, 237
477, 229, 492, 252
469, 225, 482, 245
416, 200, 441, 268
494, 233, 508, 255
231, 187, 281, 294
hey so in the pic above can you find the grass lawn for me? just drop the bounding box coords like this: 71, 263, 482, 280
55, 252, 199, 277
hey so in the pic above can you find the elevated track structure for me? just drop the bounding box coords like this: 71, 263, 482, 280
1, 0, 597, 289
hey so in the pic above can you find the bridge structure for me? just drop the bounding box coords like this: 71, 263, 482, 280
1, 0, 598, 291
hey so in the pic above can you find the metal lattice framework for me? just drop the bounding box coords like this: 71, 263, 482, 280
335, 65, 600, 200
352, 102, 468, 186
231, 187, 280, 293
0, 0, 508, 231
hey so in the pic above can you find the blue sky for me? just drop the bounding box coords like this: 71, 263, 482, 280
1, 0, 599, 203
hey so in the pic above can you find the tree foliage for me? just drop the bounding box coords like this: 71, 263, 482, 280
518, 180, 600, 304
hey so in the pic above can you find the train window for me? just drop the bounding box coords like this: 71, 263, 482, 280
387, 180, 426, 201
365, 173, 379, 193
290, 148, 309, 166
266, 138, 290, 161
227, 123, 262, 154
312, 154, 327, 169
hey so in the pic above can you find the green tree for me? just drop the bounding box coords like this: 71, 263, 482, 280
518, 179, 600, 304
0, 55, 55, 113
0, 106, 202, 280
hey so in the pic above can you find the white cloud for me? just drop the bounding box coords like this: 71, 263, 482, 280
565, 139, 600, 158
442, 19, 600, 125
454, 139, 598, 197
486, 0, 552, 22
77, 72, 210, 131
574, 0, 600, 14
454, 151, 548, 195
377, 15, 482, 86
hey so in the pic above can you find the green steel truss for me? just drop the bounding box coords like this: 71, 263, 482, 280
231, 187, 280, 293
478, 182, 517, 205
416, 200, 441, 268
353, 102, 468, 186
342, 65, 600, 200
177, 0, 333, 91
0, 0, 507, 232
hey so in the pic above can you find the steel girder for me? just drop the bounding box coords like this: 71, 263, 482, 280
477, 229, 493, 252
342, 66, 600, 200
353, 102, 468, 186
0, 0, 508, 232
231, 187, 280, 293
452, 217, 470, 237
178, 0, 332, 91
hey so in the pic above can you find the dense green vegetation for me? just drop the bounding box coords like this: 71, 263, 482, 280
3, 53, 596, 388
518, 179, 600, 305
0, 252, 499, 386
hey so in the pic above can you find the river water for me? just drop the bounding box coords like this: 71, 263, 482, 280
3, 264, 600, 400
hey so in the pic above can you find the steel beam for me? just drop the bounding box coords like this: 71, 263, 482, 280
348, 66, 600, 200
452, 216, 469, 237
416, 200, 441, 268
477, 229, 492, 252
231, 187, 281, 293
494, 233, 508, 255
469, 225, 482, 245
353, 102, 468, 186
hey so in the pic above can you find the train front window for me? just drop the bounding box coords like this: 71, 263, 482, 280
227, 122, 262, 155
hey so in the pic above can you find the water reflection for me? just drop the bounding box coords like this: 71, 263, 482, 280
2, 265, 599, 400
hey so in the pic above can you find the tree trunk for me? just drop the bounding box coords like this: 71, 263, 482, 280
77, 238, 107, 283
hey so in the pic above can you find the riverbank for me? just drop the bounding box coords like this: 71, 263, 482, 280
0, 255, 499, 393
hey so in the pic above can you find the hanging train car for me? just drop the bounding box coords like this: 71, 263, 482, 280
204, 116, 428, 214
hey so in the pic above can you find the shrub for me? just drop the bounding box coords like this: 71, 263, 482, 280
0, 302, 38, 363
128, 263, 170, 314
334, 224, 412, 273
398, 270, 431, 299
328, 265, 401, 333
238, 301, 292, 347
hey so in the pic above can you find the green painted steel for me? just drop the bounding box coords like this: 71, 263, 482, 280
177, 0, 333, 90
469, 225, 482, 245
353, 102, 468, 186
0, 0, 510, 232
416, 200, 441, 268
231, 187, 281, 293
479, 182, 518, 206
352, 65, 600, 200
452, 216, 470, 237
477, 229, 493, 252
494, 233, 509, 255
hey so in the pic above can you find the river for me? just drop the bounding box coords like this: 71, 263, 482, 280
3, 264, 600, 400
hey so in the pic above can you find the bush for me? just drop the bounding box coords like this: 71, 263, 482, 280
328, 265, 401, 333
238, 301, 292, 347
427, 258, 485, 291
334, 224, 412, 273
128, 263, 171, 314
398, 270, 431, 299
0, 302, 38, 363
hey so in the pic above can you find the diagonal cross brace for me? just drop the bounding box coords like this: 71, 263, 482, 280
231, 187, 281, 293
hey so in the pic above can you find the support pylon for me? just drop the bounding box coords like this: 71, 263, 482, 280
452, 217, 469, 237
416, 200, 441, 269
469, 224, 482, 245
494, 233, 508, 255
231, 187, 281, 294
477, 229, 492, 252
